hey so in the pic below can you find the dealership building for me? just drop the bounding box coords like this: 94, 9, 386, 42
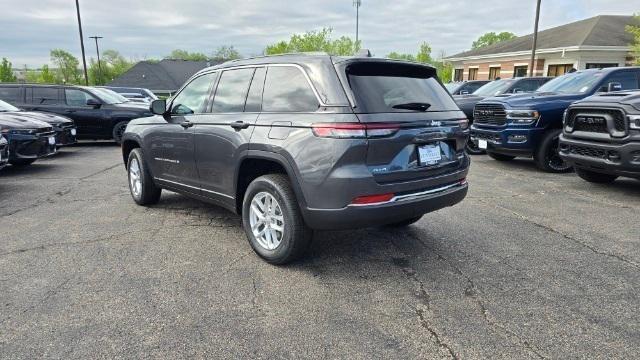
445, 15, 638, 81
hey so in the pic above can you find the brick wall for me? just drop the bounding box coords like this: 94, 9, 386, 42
459, 58, 545, 80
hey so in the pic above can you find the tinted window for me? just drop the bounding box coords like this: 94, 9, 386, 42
245, 67, 266, 112
0, 87, 22, 103
32, 87, 59, 105
263, 67, 319, 112
65, 89, 96, 106
171, 72, 216, 115
538, 71, 605, 94
346, 62, 458, 113
602, 72, 639, 91
212, 68, 255, 113
513, 79, 541, 93
473, 79, 516, 97
464, 82, 486, 93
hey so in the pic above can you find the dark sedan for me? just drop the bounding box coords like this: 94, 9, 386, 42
0, 99, 76, 147
0, 135, 8, 170
0, 115, 57, 166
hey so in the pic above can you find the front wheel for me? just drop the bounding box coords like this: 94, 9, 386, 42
534, 129, 573, 173
575, 168, 618, 183
127, 148, 161, 205
112, 121, 129, 145
242, 174, 312, 265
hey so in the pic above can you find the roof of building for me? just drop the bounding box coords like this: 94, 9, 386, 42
447, 15, 638, 60
108, 59, 223, 92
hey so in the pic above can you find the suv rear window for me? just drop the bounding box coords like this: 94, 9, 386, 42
345, 62, 458, 113
0, 87, 22, 103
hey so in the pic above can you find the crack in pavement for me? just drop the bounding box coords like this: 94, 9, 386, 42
0, 231, 135, 258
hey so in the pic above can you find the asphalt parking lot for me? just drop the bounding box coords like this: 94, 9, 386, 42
1, 144, 639, 359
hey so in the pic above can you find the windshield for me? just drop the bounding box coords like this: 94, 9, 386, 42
473, 80, 515, 97
0, 99, 20, 112
89, 88, 128, 104
536, 71, 603, 94
444, 83, 461, 93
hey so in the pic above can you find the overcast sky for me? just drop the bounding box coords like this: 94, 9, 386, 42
1, 0, 638, 67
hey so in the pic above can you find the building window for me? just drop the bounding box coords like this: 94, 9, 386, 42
489, 67, 501, 80
468, 68, 478, 80
513, 66, 528, 78
585, 63, 618, 69
454, 69, 463, 82
547, 64, 574, 77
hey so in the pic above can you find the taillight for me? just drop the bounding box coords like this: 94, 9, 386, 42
311, 123, 400, 139
351, 193, 395, 206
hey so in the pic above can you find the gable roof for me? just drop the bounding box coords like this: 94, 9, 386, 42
108, 59, 223, 92
447, 15, 637, 60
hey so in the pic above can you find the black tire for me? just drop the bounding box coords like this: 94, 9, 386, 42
534, 129, 573, 173
487, 152, 516, 161
575, 168, 618, 184
127, 148, 161, 206
9, 159, 36, 166
112, 121, 129, 145
465, 139, 486, 155
383, 216, 423, 228
242, 174, 312, 265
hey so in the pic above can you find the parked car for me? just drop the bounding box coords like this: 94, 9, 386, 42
0, 114, 57, 166
0, 84, 153, 144
100, 86, 157, 104
0, 135, 8, 170
0, 99, 76, 147
470, 67, 640, 172
445, 80, 491, 95
455, 77, 551, 154
559, 90, 640, 182
121, 54, 470, 264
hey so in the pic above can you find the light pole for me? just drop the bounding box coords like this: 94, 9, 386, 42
529, 0, 542, 77
75, 0, 89, 85
353, 0, 362, 44
89, 36, 103, 85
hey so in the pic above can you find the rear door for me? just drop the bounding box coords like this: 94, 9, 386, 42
193, 67, 262, 201
340, 61, 468, 183
62, 88, 105, 137
27, 87, 64, 114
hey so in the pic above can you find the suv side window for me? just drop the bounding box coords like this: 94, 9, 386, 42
601, 71, 640, 91
32, 87, 60, 105
245, 67, 266, 112
65, 89, 97, 106
171, 72, 217, 115
0, 86, 22, 104
212, 68, 255, 113
262, 66, 319, 112
513, 79, 540, 93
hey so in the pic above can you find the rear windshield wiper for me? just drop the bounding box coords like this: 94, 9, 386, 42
391, 102, 431, 111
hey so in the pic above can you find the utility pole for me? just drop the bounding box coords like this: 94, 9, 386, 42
89, 36, 103, 85
353, 0, 362, 44
529, 0, 542, 77
75, 0, 89, 85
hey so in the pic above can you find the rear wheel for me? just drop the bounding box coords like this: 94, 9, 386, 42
465, 139, 486, 155
487, 152, 516, 161
242, 174, 312, 265
112, 121, 128, 145
9, 159, 36, 166
575, 168, 618, 183
383, 216, 423, 228
534, 129, 573, 173
127, 148, 161, 205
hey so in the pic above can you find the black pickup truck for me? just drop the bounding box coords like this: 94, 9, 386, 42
560, 90, 640, 182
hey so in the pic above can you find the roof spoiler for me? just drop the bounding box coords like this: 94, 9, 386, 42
356, 49, 372, 58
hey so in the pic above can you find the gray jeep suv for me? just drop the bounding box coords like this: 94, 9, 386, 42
122, 54, 470, 264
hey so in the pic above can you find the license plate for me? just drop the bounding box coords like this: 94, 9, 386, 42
71, 128, 77, 136
418, 144, 442, 165
48, 136, 56, 145
478, 140, 488, 149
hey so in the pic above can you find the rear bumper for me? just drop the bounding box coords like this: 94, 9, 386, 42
301, 181, 468, 230
470, 125, 546, 157
559, 135, 640, 178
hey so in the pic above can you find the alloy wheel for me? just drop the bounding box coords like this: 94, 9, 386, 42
546, 134, 572, 172
129, 158, 142, 197
249, 192, 285, 250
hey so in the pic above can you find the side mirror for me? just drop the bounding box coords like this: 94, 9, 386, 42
459, 90, 469, 95
86, 98, 101, 108
150, 99, 167, 115
607, 82, 622, 93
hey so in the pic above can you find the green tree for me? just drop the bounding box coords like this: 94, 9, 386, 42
265, 28, 361, 56
0, 58, 17, 82
166, 49, 209, 61
416, 42, 432, 63
50, 49, 80, 84
626, 14, 640, 65
386, 52, 416, 62
89, 50, 134, 85
39, 65, 56, 83
471, 32, 517, 49
212, 45, 241, 61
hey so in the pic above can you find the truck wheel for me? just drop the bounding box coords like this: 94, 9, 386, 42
465, 139, 486, 155
575, 168, 618, 184
242, 174, 312, 265
127, 148, 161, 205
9, 159, 36, 167
534, 129, 573, 173
383, 216, 423, 227
487, 152, 516, 161
112, 121, 128, 145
